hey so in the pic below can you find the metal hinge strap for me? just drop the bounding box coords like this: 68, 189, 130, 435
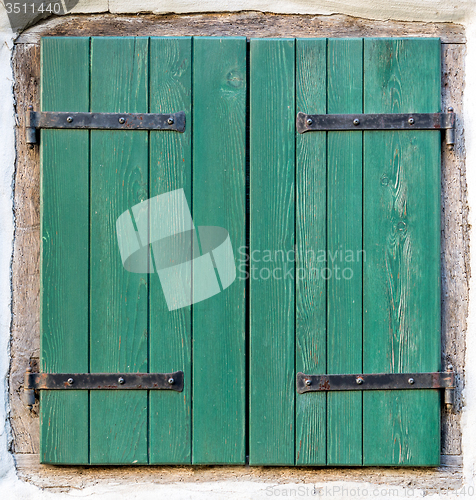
24, 369, 184, 409
296, 109, 456, 149
296, 369, 455, 408
26, 108, 186, 145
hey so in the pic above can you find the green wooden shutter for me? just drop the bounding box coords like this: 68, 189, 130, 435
249, 37, 441, 466
40, 35, 246, 465
40, 35, 441, 466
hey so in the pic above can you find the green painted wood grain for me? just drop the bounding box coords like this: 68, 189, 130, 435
249, 38, 295, 465
192, 37, 247, 464
89, 37, 149, 464
362, 38, 441, 466
326, 38, 363, 466
149, 37, 193, 464
40, 36, 90, 465
295, 38, 327, 466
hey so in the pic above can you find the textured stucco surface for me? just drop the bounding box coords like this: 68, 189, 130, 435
1, 1, 475, 498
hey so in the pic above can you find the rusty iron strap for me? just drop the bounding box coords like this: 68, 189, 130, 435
296, 371, 455, 408
25, 370, 184, 392
296, 111, 456, 148
26, 110, 185, 144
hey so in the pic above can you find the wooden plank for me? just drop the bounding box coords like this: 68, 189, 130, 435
192, 37, 247, 464
326, 38, 363, 466
17, 14, 466, 45
40, 37, 90, 465
149, 37, 192, 464
363, 38, 441, 466
89, 37, 149, 464
295, 38, 327, 466
249, 38, 295, 466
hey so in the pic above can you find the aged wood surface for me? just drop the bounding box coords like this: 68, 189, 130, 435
40, 37, 90, 464
192, 37, 247, 465
295, 38, 327, 466
14, 13, 465, 44
11, 42, 41, 455
148, 36, 192, 465
89, 37, 150, 464
440, 43, 467, 456
363, 38, 441, 466
249, 38, 295, 466
326, 38, 363, 466
9, 11, 467, 483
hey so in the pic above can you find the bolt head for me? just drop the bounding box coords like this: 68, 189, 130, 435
306, 118, 313, 126
118, 117, 125, 124
168, 377, 175, 385
67, 378, 74, 385
305, 379, 312, 387
448, 107, 454, 113
118, 377, 125, 384
353, 118, 360, 126
356, 377, 364, 385
408, 378, 415, 385
66, 116, 73, 123
167, 117, 174, 125
408, 117, 415, 125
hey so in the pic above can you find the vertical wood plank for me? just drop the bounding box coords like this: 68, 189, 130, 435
40, 37, 90, 465
192, 37, 247, 464
89, 37, 149, 464
363, 38, 441, 466
148, 37, 192, 465
249, 38, 295, 465
295, 38, 327, 466
326, 38, 363, 466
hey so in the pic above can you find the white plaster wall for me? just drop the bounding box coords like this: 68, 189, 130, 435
1, 1, 476, 498
462, 16, 476, 488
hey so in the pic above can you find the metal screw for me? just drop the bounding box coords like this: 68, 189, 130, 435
28, 105, 33, 110
67, 378, 74, 385
167, 117, 174, 125
408, 117, 415, 125
118, 377, 125, 384
353, 118, 360, 126
356, 377, 364, 385
448, 107, 454, 113
408, 378, 415, 385
66, 116, 73, 123
448, 364, 453, 371
305, 379, 312, 387
306, 118, 313, 126
168, 377, 175, 385
118, 117, 125, 124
